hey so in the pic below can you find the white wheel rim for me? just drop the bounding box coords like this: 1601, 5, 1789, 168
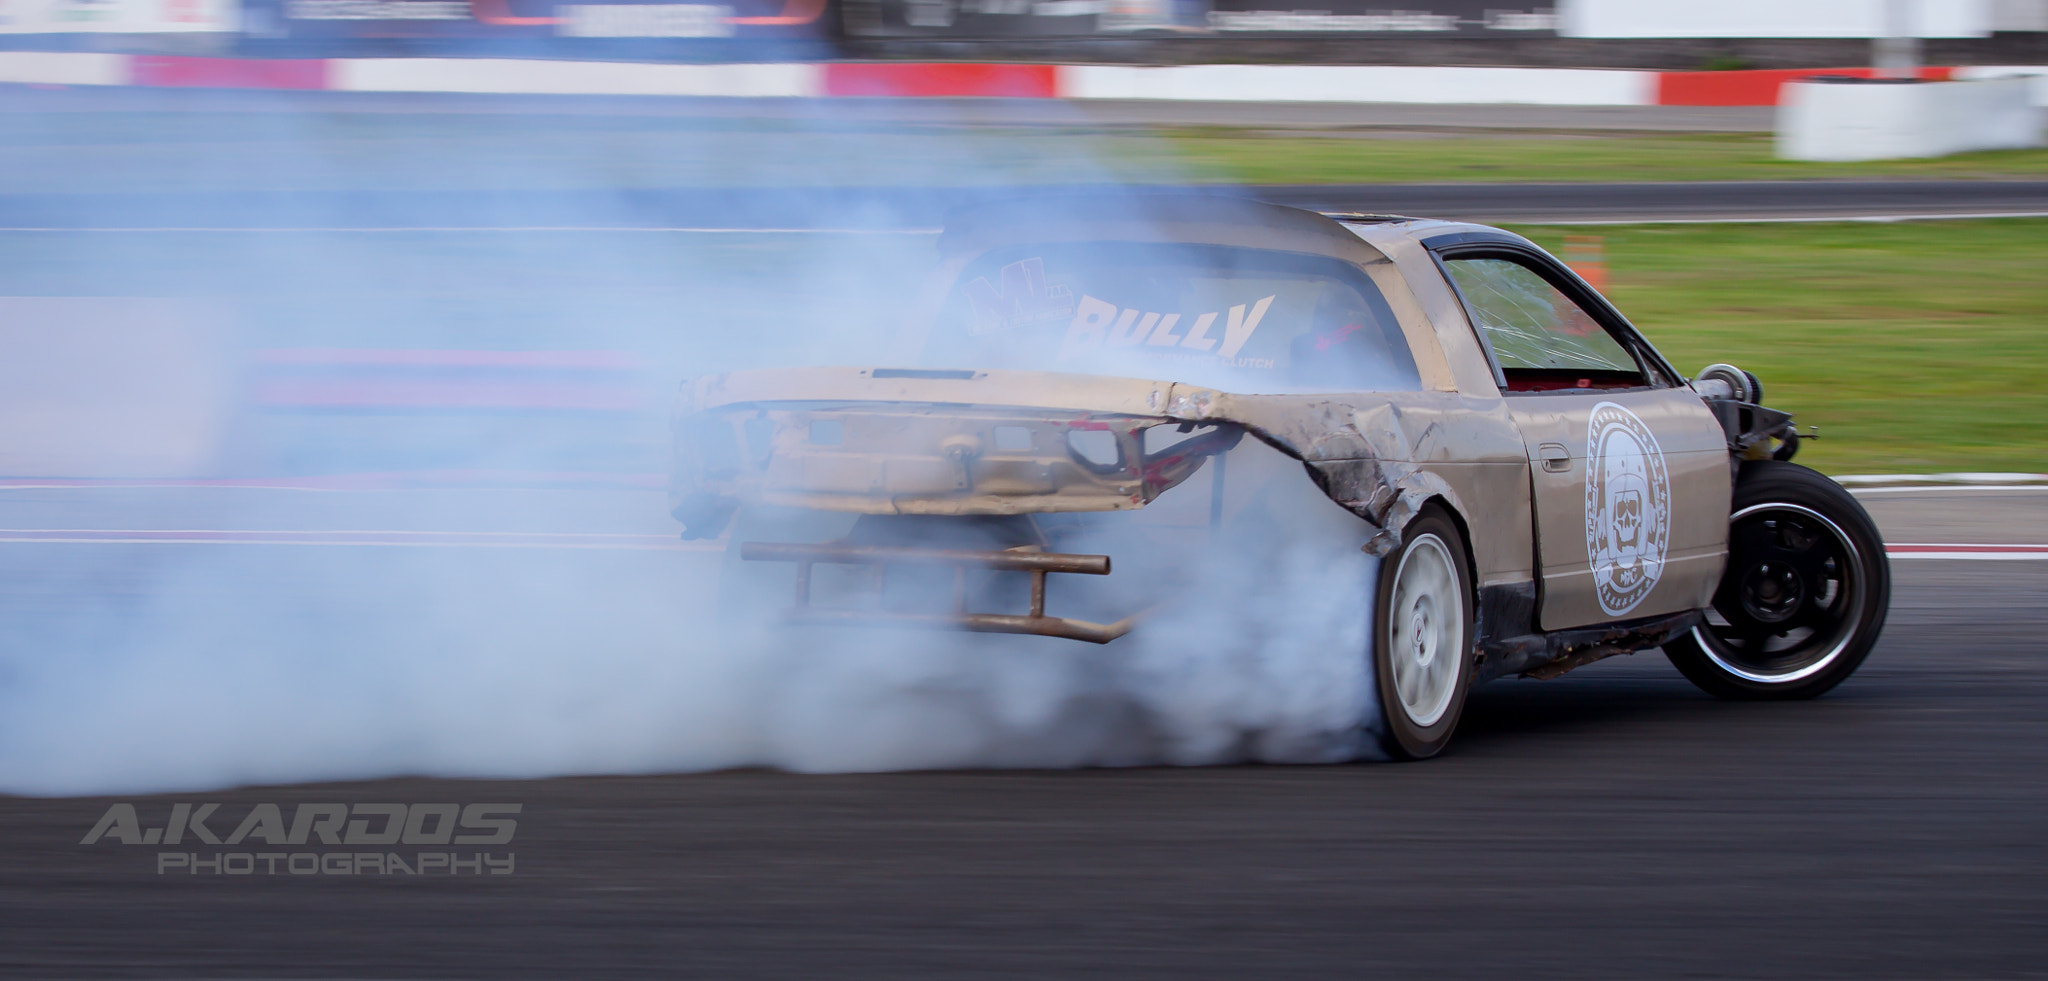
1389, 532, 1463, 728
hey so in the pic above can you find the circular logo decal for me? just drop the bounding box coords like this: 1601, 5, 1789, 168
1584, 401, 1671, 618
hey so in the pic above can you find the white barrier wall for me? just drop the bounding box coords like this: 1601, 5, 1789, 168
1061, 65, 1657, 105
1559, 0, 1992, 38
1954, 66, 2048, 107
1778, 76, 2043, 161
0, 52, 126, 85
1992, 0, 2048, 31
332, 59, 820, 97
0, 0, 237, 33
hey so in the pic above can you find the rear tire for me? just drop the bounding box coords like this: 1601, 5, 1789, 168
1371, 506, 1476, 760
1664, 460, 1890, 700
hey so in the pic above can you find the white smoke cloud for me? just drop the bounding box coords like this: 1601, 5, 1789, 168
0, 90, 1390, 796
0, 465, 1384, 795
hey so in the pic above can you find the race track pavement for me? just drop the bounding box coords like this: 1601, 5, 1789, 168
0, 486, 2043, 977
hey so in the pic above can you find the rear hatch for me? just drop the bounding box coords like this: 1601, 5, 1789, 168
672, 366, 1242, 520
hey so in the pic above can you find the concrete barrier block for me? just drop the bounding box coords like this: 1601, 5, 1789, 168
1778, 76, 2043, 161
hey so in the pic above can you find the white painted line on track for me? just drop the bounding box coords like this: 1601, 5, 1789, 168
9, 216, 2048, 235
1886, 543, 2048, 560
5, 216, 2044, 232
1850, 484, 2048, 495
1836, 472, 2046, 486
0, 483, 429, 493
0, 528, 721, 551
0, 475, 668, 493
1888, 555, 2048, 561
1530, 211, 2048, 226
0, 529, 2038, 559
0, 227, 944, 234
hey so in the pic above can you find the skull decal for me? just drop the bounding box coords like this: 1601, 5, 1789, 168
1585, 402, 1670, 617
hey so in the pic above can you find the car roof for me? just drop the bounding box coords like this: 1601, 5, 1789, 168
937, 193, 1538, 265
938, 193, 1393, 263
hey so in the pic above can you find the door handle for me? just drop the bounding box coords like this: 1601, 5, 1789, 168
1538, 442, 1572, 473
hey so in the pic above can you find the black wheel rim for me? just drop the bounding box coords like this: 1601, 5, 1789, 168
1693, 502, 1869, 683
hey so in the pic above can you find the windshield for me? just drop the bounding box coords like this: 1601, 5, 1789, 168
919, 243, 1422, 394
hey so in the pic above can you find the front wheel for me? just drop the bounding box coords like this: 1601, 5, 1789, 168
1371, 506, 1476, 760
1665, 460, 1890, 700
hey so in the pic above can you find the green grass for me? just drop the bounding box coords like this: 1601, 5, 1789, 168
7, 112, 2048, 192
1507, 219, 2048, 475
0, 220, 2036, 475
1163, 131, 2048, 184
0, 104, 2038, 473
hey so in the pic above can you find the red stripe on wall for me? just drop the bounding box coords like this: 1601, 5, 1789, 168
823, 63, 1058, 98
1656, 66, 1956, 107
129, 56, 331, 90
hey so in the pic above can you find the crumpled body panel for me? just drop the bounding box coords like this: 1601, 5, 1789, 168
670, 366, 1523, 562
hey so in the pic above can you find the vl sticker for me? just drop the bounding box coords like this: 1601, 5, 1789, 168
1585, 401, 1670, 617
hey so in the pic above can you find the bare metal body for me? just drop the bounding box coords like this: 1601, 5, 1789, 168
670, 197, 1839, 693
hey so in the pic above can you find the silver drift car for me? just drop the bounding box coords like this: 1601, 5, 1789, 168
668, 195, 1890, 759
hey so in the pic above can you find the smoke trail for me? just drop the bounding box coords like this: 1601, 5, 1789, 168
0, 462, 1385, 795
0, 89, 1389, 796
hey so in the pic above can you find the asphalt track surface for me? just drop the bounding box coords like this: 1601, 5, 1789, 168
0, 486, 2044, 978
2, 83, 2045, 975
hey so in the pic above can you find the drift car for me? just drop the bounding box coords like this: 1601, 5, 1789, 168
668, 196, 1890, 759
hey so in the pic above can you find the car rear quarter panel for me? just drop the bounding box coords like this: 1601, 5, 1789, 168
1344, 222, 1534, 591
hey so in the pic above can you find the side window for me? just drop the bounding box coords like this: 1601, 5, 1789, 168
1442, 256, 1646, 392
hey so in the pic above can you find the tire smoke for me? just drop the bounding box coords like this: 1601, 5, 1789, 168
0, 471, 1385, 795
0, 91, 1389, 796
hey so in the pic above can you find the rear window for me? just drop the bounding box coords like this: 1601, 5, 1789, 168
920, 243, 1421, 394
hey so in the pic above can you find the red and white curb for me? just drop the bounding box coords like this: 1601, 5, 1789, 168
4, 52, 2043, 107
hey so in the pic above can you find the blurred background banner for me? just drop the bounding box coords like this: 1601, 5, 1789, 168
0, 0, 239, 34
0, 0, 840, 47
1559, 0, 2001, 39
242, 0, 833, 43
0, 0, 2040, 57
839, 0, 1557, 39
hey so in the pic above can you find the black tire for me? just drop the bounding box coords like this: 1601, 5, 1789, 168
1665, 460, 1890, 700
1372, 505, 1477, 760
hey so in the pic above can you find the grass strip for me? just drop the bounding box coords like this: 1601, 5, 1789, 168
1508, 218, 2048, 475
1165, 131, 2048, 184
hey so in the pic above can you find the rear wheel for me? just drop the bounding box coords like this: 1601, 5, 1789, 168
1665, 460, 1890, 700
1371, 506, 1476, 760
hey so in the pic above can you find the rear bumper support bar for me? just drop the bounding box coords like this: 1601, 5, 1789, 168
738, 540, 1136, 644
